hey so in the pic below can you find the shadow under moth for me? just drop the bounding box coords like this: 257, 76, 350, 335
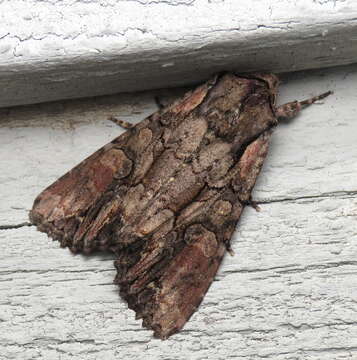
30, 73, 331, 339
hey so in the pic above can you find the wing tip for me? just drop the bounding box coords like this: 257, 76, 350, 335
117, 280, 182, 340
29, 208, 92, 254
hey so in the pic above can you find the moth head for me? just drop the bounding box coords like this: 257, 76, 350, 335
248, 73, 280, 106
198, 73, 278, 138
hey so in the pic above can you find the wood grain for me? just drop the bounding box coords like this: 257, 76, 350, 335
0, 64, 356, 358
1, 0, 357, 107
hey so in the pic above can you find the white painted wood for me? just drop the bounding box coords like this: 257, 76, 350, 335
1, 0, 357, 107
0, 65, 357, 359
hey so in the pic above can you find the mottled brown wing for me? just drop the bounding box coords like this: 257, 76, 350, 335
114, 131, 272, 339
29, 80, 216, 253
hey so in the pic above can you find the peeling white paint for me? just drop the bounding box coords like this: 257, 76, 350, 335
0, 1, 357, 107
0, 65, 356, 359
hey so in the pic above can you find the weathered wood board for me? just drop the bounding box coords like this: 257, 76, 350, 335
0, 64, 356, 359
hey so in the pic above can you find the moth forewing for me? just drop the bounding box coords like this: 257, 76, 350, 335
30, 73, 331, 338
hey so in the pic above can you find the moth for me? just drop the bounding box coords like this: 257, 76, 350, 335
30, 73, 331, 339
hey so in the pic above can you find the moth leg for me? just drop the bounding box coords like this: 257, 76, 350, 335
108, 115, 134, 129
275, 90, 332, 120
225, 242, 235, 257
246, 197, 261, 212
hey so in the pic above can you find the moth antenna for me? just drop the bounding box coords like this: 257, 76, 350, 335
276, 90, 333, 120
154, 95, 165, 110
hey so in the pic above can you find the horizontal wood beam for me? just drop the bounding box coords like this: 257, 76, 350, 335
1, 0, 357, 107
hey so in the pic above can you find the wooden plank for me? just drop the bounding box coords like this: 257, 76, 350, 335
1, 0, 357, 107
0, 64, 356, 359
0, 197, 356, 359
